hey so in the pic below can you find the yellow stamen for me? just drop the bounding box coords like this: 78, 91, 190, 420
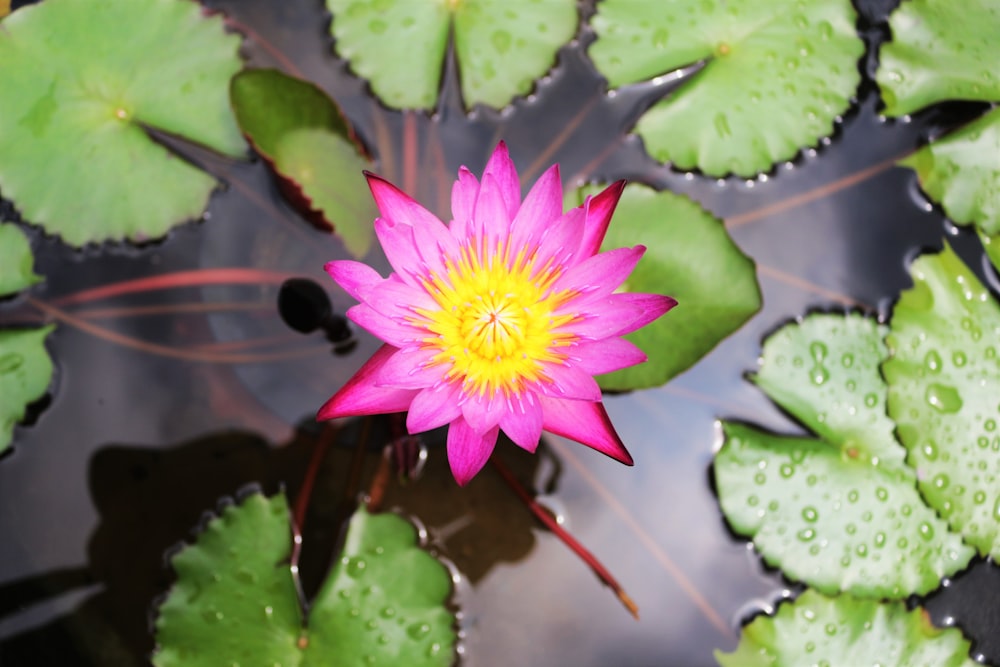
414, 238, 577, 398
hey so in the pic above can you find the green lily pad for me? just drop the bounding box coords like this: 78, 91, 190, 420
230, 69, 376, 258
877, 0, 1000, 117
884, 244, 1000, 560
715, 315, 974, 598
0, 0, 245, 246
327, 0, 577, 110
0, 223, 41, 297
1, 325, 55, 454
900, 107, 1000, 236
716, 589, 978, 667
588, 0, 863, 176
566, 184, 760, 391
153, 493, 455, 666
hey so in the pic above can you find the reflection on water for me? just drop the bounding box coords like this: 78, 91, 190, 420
1, 0, 998, 665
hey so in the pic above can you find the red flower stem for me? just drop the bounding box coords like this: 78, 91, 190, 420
365, 450, 393, 513
217, 14, 306, 80
490, 457, 640, 620
293, 423, 340, 530
71, 301, 271, 320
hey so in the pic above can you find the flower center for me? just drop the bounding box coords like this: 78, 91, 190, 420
415, 240, 577, 398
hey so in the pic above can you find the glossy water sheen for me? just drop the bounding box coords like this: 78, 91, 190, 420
0, 0, 998, 665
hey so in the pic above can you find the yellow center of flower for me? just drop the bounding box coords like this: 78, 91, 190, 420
415, 240, 577, 398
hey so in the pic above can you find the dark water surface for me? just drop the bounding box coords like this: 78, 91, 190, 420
1, 0, 998, 665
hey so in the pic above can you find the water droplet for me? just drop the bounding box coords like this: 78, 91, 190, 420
845, 523, 856, 535
0, 353, 24, 374
427, 643, 442, 657
797, 528, 816, 542
380, 606, 396, 618
875, 487, 889, 502
923, 440, 939, 460
933, 473, 950, 489
810, 364, 830, 385
801, 506, 818, 523
754, 472, 766, 485
925, 384, 963, 413
953, 350, 967, 367
985, 418, 997, 432
651, 27, 669, 48
855, 543, 868, 557
491, 30, 512, 54
924, 350, 942, 373
780, 463, 794, 478
824, 623, 837, 636
368, 18, 387, 34
847, 489, 859, 503
407, 623, 432, 640
863, 393, 878, 408
874, 531, 886, 548
817, 20, 834, 40
714, 112, 732, 138
918, 522, 935, 541
974, 490, 987, 505
346, 557, 368, 577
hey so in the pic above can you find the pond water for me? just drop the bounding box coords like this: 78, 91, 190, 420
0, 0, 998, 665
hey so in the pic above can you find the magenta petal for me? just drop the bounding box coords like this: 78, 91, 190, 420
447, 417, 499, 486
569, 337, 647, 375
555, 298, 645, 340
473, 173, 513, 244
481, 141, 520, 219
552, 245, 645, 299
510, 163, 563, 249
450, 166, 479, 240
325, 260, 383, 301
538, 363, 603, 401
498, 395, 543, 452
577, 180, 626, 262
461, 391, 507, 434
317, 344, 418, 421
373, 346, 441, 389
531, 207, 585, 270
607, 293, 678, 336
407, 382, 463, 433
364, 278, 438, 319
366, 172, 444, 231
539, 396, 633, 465
374, 217, 422, 286
347, 304, 424, 348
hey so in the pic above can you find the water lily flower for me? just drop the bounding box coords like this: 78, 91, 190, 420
318, 142, 676, 485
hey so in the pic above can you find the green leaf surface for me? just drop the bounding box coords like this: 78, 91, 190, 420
588, 0, 863, 176
0, 223, 41, 296
715, 589, 977, 667
979, 230, 1000, 275
901, 106, 1000, 236
877, 0, 1000, 117
0, 326, 55, 453
567, 184, 760, 390
0, 0, 245, 246
884, 244, 1000, 559
328, 0, 577, 110
715, 315, 974, 598
230, 69, 375, 258
153, 493, 455, 666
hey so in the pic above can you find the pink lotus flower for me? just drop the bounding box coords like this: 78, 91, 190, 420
318, 142, 676, 484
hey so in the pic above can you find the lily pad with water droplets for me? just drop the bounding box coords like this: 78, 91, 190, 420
0, 326, 55, 454
230, 69, 376, 258
0, 0, 245, 247
715, 589, 978, 667
877, 0, 1000, 117
0, 223, 41, 297
153, 493, 455, 666
327, 0, 577, 110
715, 314, 974, 598
566, 183, 760, 391
588, 0, 863, 177
884, 244, 1000, 560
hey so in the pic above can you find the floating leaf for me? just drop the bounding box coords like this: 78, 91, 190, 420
153, 492, 455, 666
877, 0, 1000, 117
0, 325, 55, 453
900, 107, 1000, 236
884, 244, 1000, 559
588, 0, 863, 176
715, 314, 973, 598
327, 0, 577, 109
230, 69, 376, 258
716, 589, 978, 667
566, 184, 760, 391
0, 0, 245, 246
0, 223, 41, 296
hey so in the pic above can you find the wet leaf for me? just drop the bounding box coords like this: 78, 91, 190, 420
877, 0, 1000, 117
900, 107, 1000, 236
716, 589, 978, 667
153, 493, 455, 666
0, 223, 41, 297
884, 244, 1000, 560
230, 69, 376, 258
327, 0, 577, 110
588, 0, 863, 176
715, 315, 974, 598
566, 184, 760, 391
0, 0, 245, 246
0, 326, 55, 453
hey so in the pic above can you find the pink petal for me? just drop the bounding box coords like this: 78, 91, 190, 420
447, 417, 499, 486
607, 293, 678, 336
481, 141, 520, 219
510, 163, 563, 250
539, 396, 633, 465
461, 390, 508, 434
364, 278, 438, 320
347, 304, 425, 348
473, 173, 513, 246
568, 337, 647, 375
552, 245, 645, 299
577, 180, 626, 262
373, 346, 442, 389
554, 297, 646, 340
317, 344, 418, 420
325, 260, 383, 301
498, 394, 543, 452
407, 382, 463, 433
366, 172, 443, 232
537, 363, 603, 401
374, 217, 423, 286
450, 166, 479, 240
530, 207, 585, 271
